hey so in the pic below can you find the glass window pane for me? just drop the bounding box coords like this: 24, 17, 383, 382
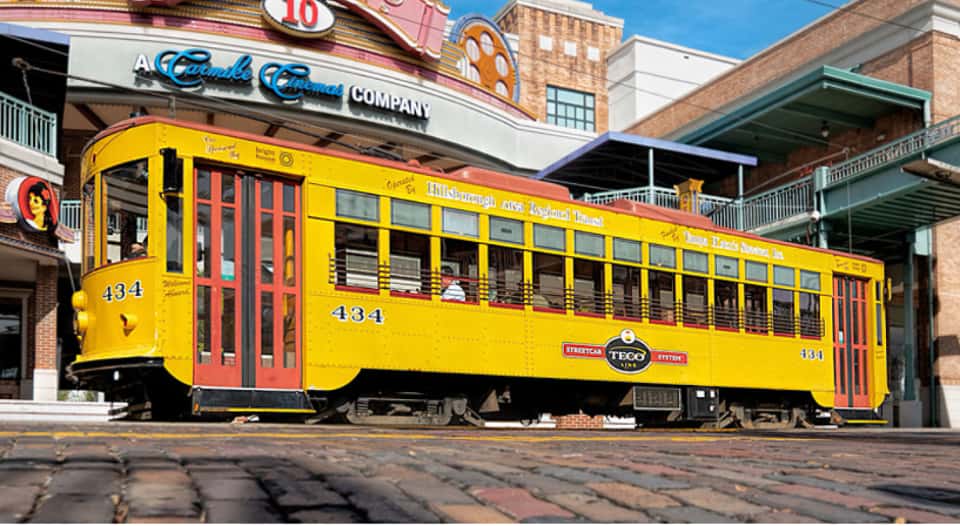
774, 265, 795, 287
261, 181, 273, 209
683, 250, 708, 273
392, 199, 431, 229
261, 292, 274, 368
222, 288, 236, 360
746, 261, 768, 282
283, 216, 296, 287
197, 169, 211, 200
613, 238, 640, 263
222, 173, 235, 203
649, 244, 676, 268
336, 189, 379, 221
283, 184, 295, 212
261, 213, 274, 284
490, 217, 523, 244
283, 293, 296, 368
534, 224, 565, 251
575, 231, 604, 257
197, 204, 211, 278
801, 270, 821, 291
196, 286, 211, 364
443, 208, 479, 237
547, 102, 556, 115
103, 160, 149, 265
716, 255, 738, 278
222, 208, 235, 281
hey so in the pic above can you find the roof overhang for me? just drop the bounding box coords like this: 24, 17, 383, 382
676, 66, 931, 163
535, 131, 757, 196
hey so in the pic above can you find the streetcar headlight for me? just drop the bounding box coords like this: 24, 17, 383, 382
75, 311, 90, 335
71, 291, 88, 311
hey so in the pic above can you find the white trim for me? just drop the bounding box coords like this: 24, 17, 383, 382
608, 35, 741, 65
0, 139, 64, 186
32, 369, 58, 402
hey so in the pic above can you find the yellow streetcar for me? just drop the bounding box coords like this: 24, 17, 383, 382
70, 117, 888, 426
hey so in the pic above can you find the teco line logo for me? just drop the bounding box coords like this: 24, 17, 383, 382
261, 0, 336, 37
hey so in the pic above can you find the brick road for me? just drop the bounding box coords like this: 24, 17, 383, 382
0, 424, 958, 523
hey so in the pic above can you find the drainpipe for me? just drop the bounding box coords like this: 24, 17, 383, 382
647, 148, 655, 205
927, 229, 937, 427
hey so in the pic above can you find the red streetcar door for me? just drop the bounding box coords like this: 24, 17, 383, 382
193, 168, 302, 390
832, 275, 870, 408
253, 179, 302, 389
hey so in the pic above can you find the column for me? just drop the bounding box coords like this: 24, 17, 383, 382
33, 264, 58, 401
647, 148, 654, 205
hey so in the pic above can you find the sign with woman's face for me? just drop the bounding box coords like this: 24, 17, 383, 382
4, 176, 60, 233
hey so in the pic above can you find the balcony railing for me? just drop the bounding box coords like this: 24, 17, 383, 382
0, 92, 57, 157
60, 200, 81, 231
584, 181, 814, 232
828, 114, 960, 187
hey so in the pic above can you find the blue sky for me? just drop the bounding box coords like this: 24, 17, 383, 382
451, 0, 834, 59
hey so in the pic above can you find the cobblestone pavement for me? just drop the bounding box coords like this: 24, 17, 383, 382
0, 424, 958, 523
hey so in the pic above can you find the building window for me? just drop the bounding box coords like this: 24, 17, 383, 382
546, 86, 596, 131
538, 35, 553, 51
587, 46, 601, 62
564, 41, 577, 57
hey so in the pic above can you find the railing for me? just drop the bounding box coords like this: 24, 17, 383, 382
60, 200, 81, 231
0, 92, 57, 157
739, 177, 814, 231
828, 114, 960, 187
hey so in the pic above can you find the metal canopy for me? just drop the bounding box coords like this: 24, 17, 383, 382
677, 66, 931, 162
536, 131, 757, 196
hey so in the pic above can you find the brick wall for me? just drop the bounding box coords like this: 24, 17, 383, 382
32, 264, 58, 373
554, 413, 605, 430
498, 4, 622, 133
625, 0, 932, 138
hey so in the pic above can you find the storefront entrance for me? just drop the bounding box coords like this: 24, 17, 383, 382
0, 295, 26, 399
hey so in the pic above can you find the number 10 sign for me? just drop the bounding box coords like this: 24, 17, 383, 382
262, 0, 336, 37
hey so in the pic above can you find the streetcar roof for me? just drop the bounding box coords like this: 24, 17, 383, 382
86, 117, 882, 265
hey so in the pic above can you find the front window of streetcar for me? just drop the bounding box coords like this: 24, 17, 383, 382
102, 160, 149, 266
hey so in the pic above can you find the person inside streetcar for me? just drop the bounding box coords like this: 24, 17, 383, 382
440, 265, 466, 301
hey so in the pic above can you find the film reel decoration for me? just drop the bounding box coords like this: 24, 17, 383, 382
450, 15, 519, 102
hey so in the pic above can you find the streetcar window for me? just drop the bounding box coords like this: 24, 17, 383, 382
683, 250, 708, 274
392, 199, 430, 230
336, 189, 379, 222
532, 252, 565, 309
876, 302, 883, 345
745, 261, 768, 282
774, 266, 795, 287
283, 184, 295, 213
715, 255, 738, 278
334, 223, 379, 289
649, 244, 676, 269
488, 245, 524, 305
196, 204, 211, 278
83, 181, 95, 272
102, 160, 149, 265
222, 207, 237, 281
197, 169, 211, 200
773, 289, 795, 335
261, 212, 274, 284
574, 232, 604, 258
389, 231, 431, 294
573, 259, 604, 314
612, 265, 641, 318
801, 270, 821, 291
800, 292, 821, 338
682, 275, 708, 326
490, 216, 523, 244
648, 270, 675, 323
613, 238, 641, 263
441, 238, 478, 302
197, 286, 212, 364
443, 208, 479, 238
166, 193, 183, 273
744, 284, 767, 333
534, 225, 565, 252
714, 280, 739, 330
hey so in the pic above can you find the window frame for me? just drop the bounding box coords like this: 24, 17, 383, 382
546, 84, 596, 132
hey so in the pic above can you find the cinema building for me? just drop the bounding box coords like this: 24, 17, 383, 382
0, 0, 634, 402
